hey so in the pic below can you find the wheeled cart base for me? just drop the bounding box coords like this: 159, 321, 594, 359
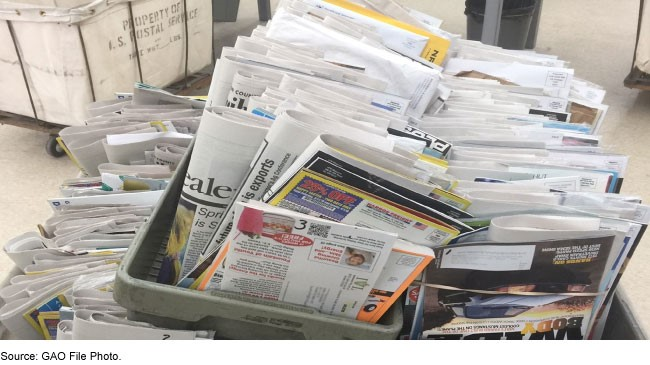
0, 111, 67, 158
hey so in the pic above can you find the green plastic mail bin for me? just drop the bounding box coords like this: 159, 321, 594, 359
113, 141, 403, 340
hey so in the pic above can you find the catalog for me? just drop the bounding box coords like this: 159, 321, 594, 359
218, 201, 398, 319
268, 170, 460, 247
195, 237, 432, 324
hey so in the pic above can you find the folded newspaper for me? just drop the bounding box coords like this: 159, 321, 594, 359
156, 107, 272, 285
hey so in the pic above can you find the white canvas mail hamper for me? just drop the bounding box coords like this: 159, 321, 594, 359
0, 0, 212, 126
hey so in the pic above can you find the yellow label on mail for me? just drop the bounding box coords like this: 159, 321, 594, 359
324, 0, 451, 65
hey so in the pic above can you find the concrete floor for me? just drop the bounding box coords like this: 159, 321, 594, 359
1, 0, 648, 337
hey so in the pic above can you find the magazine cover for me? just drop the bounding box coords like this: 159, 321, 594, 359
418, 286, 597, 340
417, 234, 616, 340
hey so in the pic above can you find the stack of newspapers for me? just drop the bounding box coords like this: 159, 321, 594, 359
1, 199, 155, 339
58, 83, 204, 178
0, 86, 207, 340
1, 0, 645, 340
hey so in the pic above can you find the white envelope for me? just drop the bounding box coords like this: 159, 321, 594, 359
266, 9, 440, 117
444, 58, 574, 99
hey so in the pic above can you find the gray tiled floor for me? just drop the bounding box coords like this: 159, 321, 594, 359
1, 0, 648, 338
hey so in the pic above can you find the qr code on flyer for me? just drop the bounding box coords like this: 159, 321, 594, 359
307, 223, 331, 238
